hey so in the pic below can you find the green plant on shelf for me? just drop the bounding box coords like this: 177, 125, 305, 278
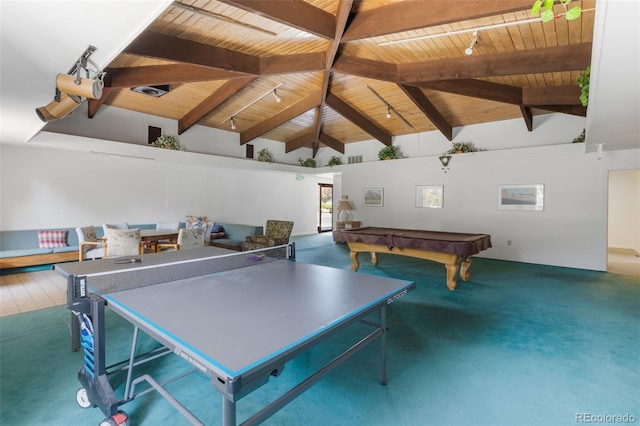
444, 141, 478, 155
257, 148, 274, 163
378, 145, 399, 160
327, 156, 342, 167
577, 66, 590, 107
298, 158, 316, 168
153, 135, 182, 150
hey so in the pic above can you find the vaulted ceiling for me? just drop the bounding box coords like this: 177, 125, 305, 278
60, 1, 596, 154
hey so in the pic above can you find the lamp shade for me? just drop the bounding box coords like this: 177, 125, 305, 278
337, 195, 352, 212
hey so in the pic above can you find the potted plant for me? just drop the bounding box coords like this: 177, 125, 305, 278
298, 158, 316, 168
577, 66, 590, 107
257, 148, 274, 163
378, 145, 399, 160
445, 141, 478, 155
153, 134, 182, 150
572, 129, 586, 143
327, 156, 342, 167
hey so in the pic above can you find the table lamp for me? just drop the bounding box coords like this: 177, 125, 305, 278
337, 195, 353, 221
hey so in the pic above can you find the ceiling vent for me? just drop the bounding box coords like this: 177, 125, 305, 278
131, 85, 169, 97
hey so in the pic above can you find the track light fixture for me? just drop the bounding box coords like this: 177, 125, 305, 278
222, 82, 284, 128
465, 31, 478, 56
366, 85, 414, 129
36, 45, 105, 122
386, 107, 391, 119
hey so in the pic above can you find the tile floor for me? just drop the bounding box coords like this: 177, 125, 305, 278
1, 249, 638, 318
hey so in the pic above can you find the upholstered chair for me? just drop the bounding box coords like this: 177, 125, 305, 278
102, 223, 129, 235
75, 225, 104, 261
104, 228, 142, 258
241, 220, 294, 251
157, 228, 206, 251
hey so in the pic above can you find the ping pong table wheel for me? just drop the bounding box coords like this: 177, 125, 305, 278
99, 411, 129, 426
75, 388, 92, 409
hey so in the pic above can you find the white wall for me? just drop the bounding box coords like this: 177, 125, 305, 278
608, 170, 640, 252
0, 137, 330, 236
339, 143, 620, 271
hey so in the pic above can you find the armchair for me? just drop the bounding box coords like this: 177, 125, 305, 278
76, 225, 104, 262
157, 228, 206, 252
241, 220, 294, 251
104, 228, 143, 258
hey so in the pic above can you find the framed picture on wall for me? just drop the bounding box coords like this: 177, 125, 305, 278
498, 184, 544, 211
416, 185, 444, 208
363, 188, 384, 206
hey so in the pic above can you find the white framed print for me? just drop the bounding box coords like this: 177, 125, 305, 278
498, 184, 544, 211
363, 188, 384, 206
416, 185, 444, 208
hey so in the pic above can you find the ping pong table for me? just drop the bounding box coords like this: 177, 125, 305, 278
56, 243, 415, 425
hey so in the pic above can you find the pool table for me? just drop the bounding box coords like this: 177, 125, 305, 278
338, 227, 492, 290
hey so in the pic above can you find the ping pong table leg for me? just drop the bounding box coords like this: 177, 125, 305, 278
222, 396, 236, 426
380, 305, 387, 386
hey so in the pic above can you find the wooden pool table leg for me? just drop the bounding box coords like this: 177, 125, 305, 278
444, 263, 459, 290
350, 250, 360, 271
460, 257, 472, 281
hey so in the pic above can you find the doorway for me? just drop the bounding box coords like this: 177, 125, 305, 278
318, 184, 333, 233
607, 170, 640, 276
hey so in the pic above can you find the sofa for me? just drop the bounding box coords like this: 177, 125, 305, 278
0, 223, 157, 270
208, 222, 264, 251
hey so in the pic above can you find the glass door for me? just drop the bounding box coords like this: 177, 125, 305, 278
318, 184, 333, 232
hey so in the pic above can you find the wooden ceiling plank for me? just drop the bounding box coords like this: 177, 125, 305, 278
240, 92, 322, 144
399, 84, 452, 141
106, 64, 253, 88
220, 0, 336, 40
399, 43, 593, 83
522, 85, 582, 105
318, 132, 345, 154
178, 77, 256, 134
326, 92, 392, 146
414, 79, 523, 105
343, 0, 533, 41
124, 31, 260, 74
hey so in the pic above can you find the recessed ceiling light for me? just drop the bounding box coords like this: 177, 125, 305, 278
131, 85, 170, 97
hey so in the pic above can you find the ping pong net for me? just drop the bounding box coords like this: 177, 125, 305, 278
69, 243, 295, 300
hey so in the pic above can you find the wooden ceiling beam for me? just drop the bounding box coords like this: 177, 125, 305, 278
399, 84, 452, 141
312, 1, 354, 154
318, 132, 345, 154
332, 55, 397, 82
285, 132, 315, 153
124, 31, 260, 74
178, 77, 256, 135
240, 92, 322, 145
87, 88, 112, 118
326, 92, 392, 146
520, 106, 533, 131
260, 53, 326, 75
523, 85, 582, 105
343, 0, 533, 41
399, 43, 593, 83
220, 0, 336, 40
533, 105, 587, 117
105, 65, 252, 88
414, 79, 522, 105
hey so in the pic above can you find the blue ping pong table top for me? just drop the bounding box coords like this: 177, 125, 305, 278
99, 259, 414, 381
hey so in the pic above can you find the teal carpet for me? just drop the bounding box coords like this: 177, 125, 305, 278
1, 233, 639, 425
